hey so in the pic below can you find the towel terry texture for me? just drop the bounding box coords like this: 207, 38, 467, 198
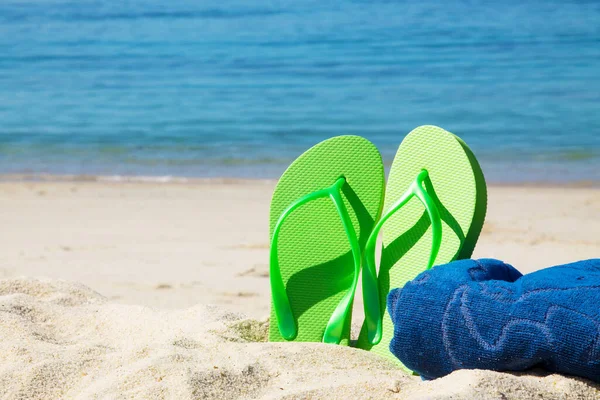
388, 258, 600, 382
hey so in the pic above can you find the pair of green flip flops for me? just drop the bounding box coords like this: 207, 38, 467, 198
268, 125, 487, 366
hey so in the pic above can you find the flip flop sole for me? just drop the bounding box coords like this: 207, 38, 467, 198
358, 125, 487, 362
269, 136, 384, 344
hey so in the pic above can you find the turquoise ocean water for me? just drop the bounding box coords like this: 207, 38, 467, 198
0, 0, 599, 183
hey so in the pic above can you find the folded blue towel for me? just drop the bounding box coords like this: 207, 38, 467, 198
388, 258, 600, 382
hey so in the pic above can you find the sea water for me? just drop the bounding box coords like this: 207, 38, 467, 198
0, 0, 599, 183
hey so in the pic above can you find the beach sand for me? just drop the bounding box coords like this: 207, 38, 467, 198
0, 180, 599, 399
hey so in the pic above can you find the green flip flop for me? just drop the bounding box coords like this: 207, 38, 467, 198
357, 125, 487, 365
269, 135, 385, 345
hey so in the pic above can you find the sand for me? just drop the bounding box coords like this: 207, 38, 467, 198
0, 180, 599, 399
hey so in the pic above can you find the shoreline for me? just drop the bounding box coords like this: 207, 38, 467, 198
1, 172, 599, 188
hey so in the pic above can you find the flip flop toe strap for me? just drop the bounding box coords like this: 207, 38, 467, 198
363, 169, 443, 345
270, 177, 361, 344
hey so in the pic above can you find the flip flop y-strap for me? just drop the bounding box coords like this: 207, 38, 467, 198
270, 177, 361, 344
363, 169, 447, 345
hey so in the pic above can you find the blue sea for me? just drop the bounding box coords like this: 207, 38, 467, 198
0, 0, 599, 183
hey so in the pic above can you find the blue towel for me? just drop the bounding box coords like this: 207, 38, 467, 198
387, 258, 600, 382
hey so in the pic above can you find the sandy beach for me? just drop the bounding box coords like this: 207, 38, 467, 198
0, 179, 599, 398
2, 180, 598, 315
